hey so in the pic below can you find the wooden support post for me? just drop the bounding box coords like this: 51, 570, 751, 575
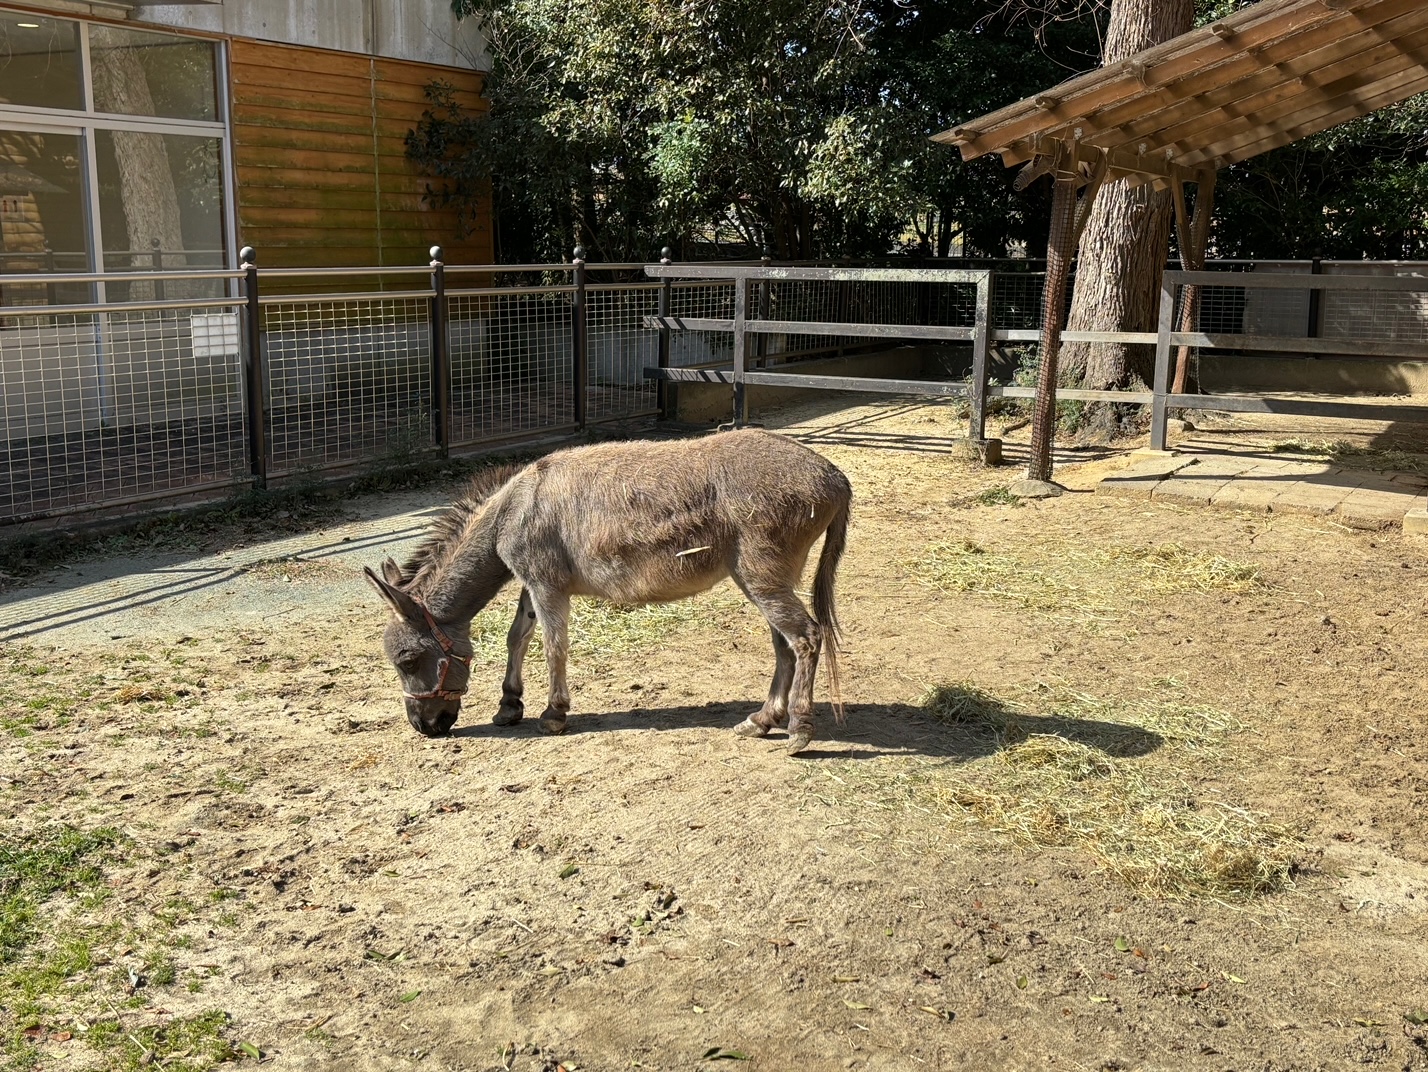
1025, 176, 1077, 484
1023, 146, 1107, 488
732, 276, 749, 427
429, 246, 449, 458
1171, 169, 1216, 395
1151, 275, 1177, 451
656, 247, 673, 419
969, 271, 993, 445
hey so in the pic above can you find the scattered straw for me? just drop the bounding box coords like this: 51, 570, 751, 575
819, 681, 1300, 901
917, 539, 1265, 626
1269, 438, 1428, 474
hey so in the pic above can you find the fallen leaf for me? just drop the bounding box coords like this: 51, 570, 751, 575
919, 1006, 954, 1021
1089, 996, 1110, 1004
1406, 1009, 1428, 1026
693, 1005, 705, 1014
1016, 976, 1028, 990
1355, 1017, 1383, 1027
559, 863, 580, 879
21, 1027, 44, 1040
540, 966, 562, 977
238, 1041, 262, 1060
51, 1031, 73, 1043
1221, 972, 1246, 984
399, 991, 421, 1003
700, 1049, 750, 1061
1114, 937, 1131, 953
843, 1000, 872, 1010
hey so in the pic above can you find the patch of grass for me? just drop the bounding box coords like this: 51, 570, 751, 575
85, 1009, 236, 1071
0, 826, 122, 961
917, 539, 1265, 626
818, 682, 1298, 901
952, 485, 1023, 509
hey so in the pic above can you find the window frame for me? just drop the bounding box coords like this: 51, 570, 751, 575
0, 9, 235, 300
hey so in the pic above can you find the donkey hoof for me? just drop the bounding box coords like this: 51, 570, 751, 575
539, 712, 568, 736
733, 718, 769, 738
785, 731, 814, 755
492, 704, 524, 726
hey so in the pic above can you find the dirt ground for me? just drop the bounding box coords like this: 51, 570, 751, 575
6, 396, 1428, 1072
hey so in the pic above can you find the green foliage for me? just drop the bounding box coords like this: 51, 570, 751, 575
0, 826, 121, 962
412, 0, 1097, 262
1210, 97, 1428, 260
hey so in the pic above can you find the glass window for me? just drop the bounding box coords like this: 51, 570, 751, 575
0, 129, 88, 305
89, 25, 217, 123
96, 130, 226, 298
0, 15, 82, 111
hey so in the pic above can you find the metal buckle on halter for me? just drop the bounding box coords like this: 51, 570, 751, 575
402, 606, 473, 703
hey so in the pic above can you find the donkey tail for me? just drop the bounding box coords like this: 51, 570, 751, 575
813, 491, 850, 724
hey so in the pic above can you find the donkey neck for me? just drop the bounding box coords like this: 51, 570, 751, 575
416, 499, 512, 624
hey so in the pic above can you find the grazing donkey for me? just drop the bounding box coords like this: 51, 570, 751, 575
364, 429, 851, 753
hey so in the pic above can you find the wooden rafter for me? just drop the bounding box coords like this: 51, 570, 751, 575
939, 0, 1428, 186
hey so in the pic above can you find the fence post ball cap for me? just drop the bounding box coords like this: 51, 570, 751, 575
429, 245, 444, 263
573, 245, 586, 262
239, 246, 256, 266
661, 246, 674, 262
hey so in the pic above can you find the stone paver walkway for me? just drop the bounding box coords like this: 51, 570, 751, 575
1097, 437, 1428, 530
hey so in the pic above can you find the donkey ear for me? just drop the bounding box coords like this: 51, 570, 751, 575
381, 557, 404, 586
364, 566, 422, 621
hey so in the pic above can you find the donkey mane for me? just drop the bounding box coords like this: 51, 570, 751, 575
398, 461, 527, 586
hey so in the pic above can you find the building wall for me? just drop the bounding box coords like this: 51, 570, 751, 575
131, 0, 486, 68
229, 38, 492, 269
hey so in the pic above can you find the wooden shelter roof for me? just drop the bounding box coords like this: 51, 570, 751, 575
934, 0, 1428, 188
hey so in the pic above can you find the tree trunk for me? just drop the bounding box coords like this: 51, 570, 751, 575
90, 44, 193, 300
1060, 0, 1193, 402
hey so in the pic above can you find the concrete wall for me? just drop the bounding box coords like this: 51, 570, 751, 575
131, 0, 487, 68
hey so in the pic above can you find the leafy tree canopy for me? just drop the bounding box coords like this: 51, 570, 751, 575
410, 0, 1098, 262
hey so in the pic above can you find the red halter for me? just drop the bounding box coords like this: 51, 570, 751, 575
403, 605, 473, 703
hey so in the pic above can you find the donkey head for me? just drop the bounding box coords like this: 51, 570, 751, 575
364, 559, 471, 737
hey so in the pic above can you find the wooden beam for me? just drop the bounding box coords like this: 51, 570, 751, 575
995, 0, 1428, 168
950, 0, 1387, 159
1186, 63, 1428, 166
1120, 16, 1428, 163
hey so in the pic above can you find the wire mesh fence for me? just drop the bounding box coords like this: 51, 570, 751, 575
262, 297, 434, 476
1, 303, 249, 523
448, 286, 575, 446
11, 257, 1428, 528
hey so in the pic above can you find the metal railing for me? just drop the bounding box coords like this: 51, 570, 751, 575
644, 263, 1428, 453
10, 252, 1428, 527
0, 247, 672, 526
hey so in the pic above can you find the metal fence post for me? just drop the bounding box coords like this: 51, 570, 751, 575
1150, 275, 1177, 452
572, 245, 588, 431
656, 246, 672, 420
1307, 255, 1323, 338
756, 249, 771, 368
151, 239, 166, 301
732, 275, 749, 427
969, 271, 993, 445
240, 245, 267, 489
429, 245, 449, 458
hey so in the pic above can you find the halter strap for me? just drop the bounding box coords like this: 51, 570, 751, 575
403, 605, 473, 703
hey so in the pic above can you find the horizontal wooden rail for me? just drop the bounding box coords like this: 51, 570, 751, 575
1167, 393, 1428, 422
1169, 270, 1428, 292
641, 315, 974, 341
1169, 331, 1428, 359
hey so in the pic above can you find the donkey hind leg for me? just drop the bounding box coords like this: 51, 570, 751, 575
528, 588, 573, 736
745, 586, 822, 755
494, 588, 538, 726
734, 626, 794, 739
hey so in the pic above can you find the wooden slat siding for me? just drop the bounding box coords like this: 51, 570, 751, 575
230, 39, 491, 270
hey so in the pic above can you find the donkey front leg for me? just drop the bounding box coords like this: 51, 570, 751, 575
528, 589, 572, 735
734, 625, 794, 738
493, 588, 537, 726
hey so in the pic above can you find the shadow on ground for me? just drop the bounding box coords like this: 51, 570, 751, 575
440, 692, 1164, 764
